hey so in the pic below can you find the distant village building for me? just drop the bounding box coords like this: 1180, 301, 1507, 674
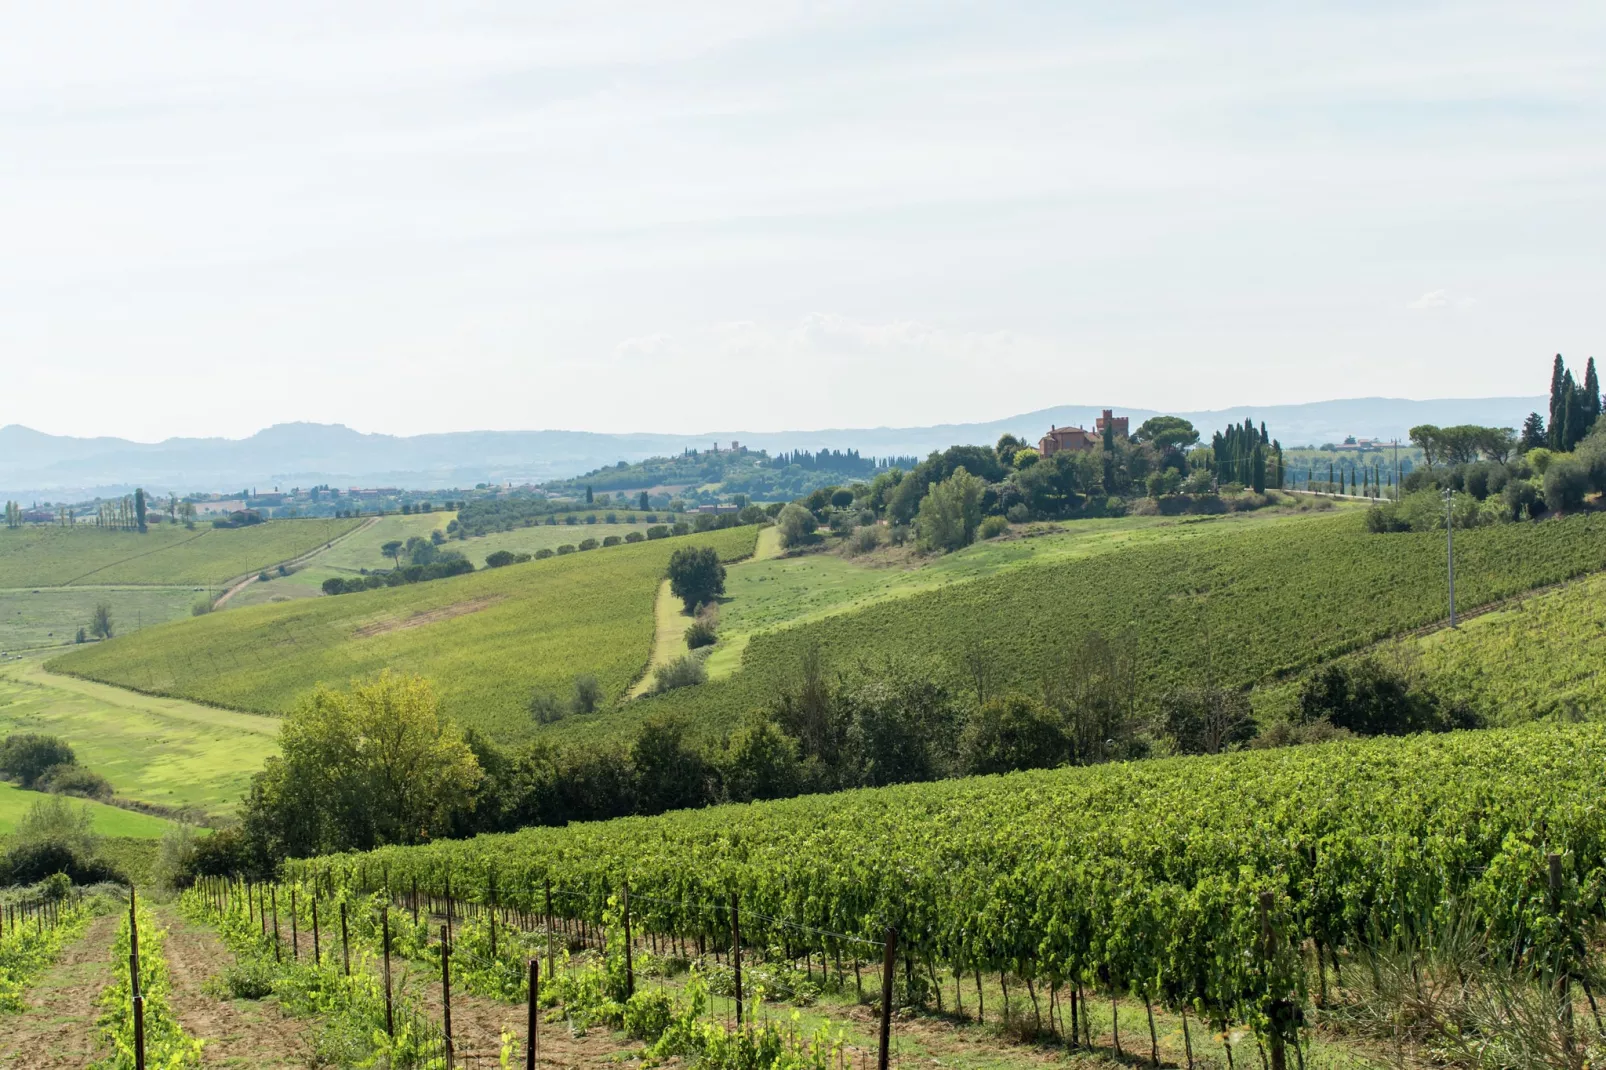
696, 503, 740, 515
1038, 410, 1128, 456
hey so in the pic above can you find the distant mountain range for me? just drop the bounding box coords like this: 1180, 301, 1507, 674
0, 396, 1544, 502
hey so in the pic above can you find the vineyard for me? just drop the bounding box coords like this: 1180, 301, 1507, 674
0, 883, 95, 1011
0, 518, 362, 588
49, 525, 759, 740
288, 722, 1606, 1064
556, 509, 1606, 744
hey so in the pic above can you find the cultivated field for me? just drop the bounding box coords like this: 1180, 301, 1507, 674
49, 525, 760, 740
0, 655, 279, 816
0, 586, 201, 652
554, 509, 1606, 744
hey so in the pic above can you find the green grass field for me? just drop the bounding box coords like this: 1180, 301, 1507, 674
0, 585, 202, 652
545, 509, 1606, 745
0, 655, 279, 816
0, 780, 178, 839
49, 525, 761, 741
0, 517, 362, 588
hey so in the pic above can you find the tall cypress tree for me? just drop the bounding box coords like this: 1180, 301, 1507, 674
1549, 354, 1567, 449
1585, 357, 1601, 429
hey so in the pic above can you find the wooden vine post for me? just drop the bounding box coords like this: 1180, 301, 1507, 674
441, 924, 455, 1068
1550, 853, 1576, 1066
312, 898, 321, 965
339, 900, 351, 977
129, 886, 146, 1070
622, 880, 634, 998
544, 878, 556, 980
381, 906, 395, 1037
290, 887, 299, 960
879, 927, 898, 1070
1258, 891, 1288, 1070
526, 959, 539, 1070
730, 891, 743, 1027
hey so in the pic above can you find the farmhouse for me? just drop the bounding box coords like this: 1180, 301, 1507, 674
1038, 411, 1128, 456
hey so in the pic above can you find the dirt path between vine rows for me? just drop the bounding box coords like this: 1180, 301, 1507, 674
158, 907, 312, 1068
0, 913, 118, 1069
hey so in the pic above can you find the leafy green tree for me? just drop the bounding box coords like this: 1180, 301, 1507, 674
572, 674, 604, 714
1543, 456, 1589, 512
1158, 687, 1257, 754
775, 503, 817, 548
1520, 412, 1547, 452
1295, 658, 1465, 735
960, 694, 1067, 775
1132, 416, 1200, 452
915, 466, 984, 553
241, 672, 482, 856
90, 602, 113, 640
629, 716, 707, 814
0, 733, 77, 788
667, 546, 726, 612
721, 714, 802, 802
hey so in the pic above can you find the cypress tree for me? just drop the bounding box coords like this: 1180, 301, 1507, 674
1586, 357, 1602, 429
1549, 354, 1567, 449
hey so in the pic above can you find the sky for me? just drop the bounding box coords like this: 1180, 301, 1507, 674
2, 1, 1602, 442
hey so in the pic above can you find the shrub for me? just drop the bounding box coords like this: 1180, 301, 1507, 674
979, 515, 1009, 540
534, 548, 555, 559
40, 763, 113, 800
557, 544, 576, 555
579, 538, 600, 551
572, 675, 604, 715
776, 503, 817, 548
1543, 457, 1588, 512
257, 571, 270, 582
646, 526, 670, 540
191, 598, 213, 616
529, 690, 566, 724
1296, 658, 1476, 735
685, 621, 717, 649
586, 515, 598, 525
0, 733, 76, 788
603, 536, 621, 547
485, 549, 519, 568
845, 526, 881, 556
960, 694, 1067, 775
624, 531, 645, 543
1005, 503, 1031, 524
623, 989, 675, 1041
652, 656, 707, 694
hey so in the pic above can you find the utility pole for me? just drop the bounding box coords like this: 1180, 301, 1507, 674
1443, 487, 1457, 627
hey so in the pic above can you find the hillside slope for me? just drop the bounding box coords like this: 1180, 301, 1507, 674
0, 518, 362, 587
48, 525, 759, 739
544, 509, 1606, 745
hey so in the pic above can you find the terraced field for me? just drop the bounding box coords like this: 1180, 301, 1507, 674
49, 525, 759, 740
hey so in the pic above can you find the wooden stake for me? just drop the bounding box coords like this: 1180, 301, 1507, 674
878, 927, 898, 1070
340, 900, 350, 976
526, 959, 539, 1070
730, 892, 742, 1027
441, 924, 454, 1068
381, 907, 394, 1037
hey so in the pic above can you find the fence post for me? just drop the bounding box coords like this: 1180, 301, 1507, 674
129, 886, 146, 1070
271, 885, 281, 962
730, 892, 743, 1027
312, 897, 321, 966
441, 924, 455, 1068
879, 927, 898, 1070
1259, 891, 1288, 1070
526, 959, 539, 1070
291, 887, 299, 961
1550, 854, 1576, 1064
544, 878, 555, 980
340, 900, 350, 977
622, 880, 634, 998
412, 875, 420, 926
382, 906, 394, 1037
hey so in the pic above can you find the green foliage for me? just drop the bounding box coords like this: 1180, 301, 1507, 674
244, 672, 483, 857
590, 511, 1606, 748
651, 655, 707, 694
0, 732, 76, 788
50, 526, 759, 741
915, 466, 984, 553
302, 722, 1606, 1055
93, 905, 203, 1069
0, 885, 96, 1011
977, 514, 1009, 540
571, 674, 603, 714
668, 546, 726, 612
1295, 657, 1474, 735
959, 693, 1065, 774
685, 620, 718, 649
775, 504, 817, 548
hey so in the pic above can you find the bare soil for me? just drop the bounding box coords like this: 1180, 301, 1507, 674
159, 907, 312, 1068
0, 912, 118, 1069
350, 595, 503, 639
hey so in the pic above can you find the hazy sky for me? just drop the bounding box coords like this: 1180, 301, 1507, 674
3, 1, 1602, 441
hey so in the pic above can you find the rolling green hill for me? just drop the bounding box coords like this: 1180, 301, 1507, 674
0, 517, 362, 587
48, 525, 759, 740
0, 781, 179, 839
546, 509, 1606, 745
